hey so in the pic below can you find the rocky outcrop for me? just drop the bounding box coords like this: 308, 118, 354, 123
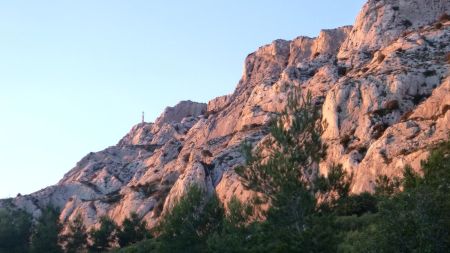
1, 0, 449, 231
338, 0, 450, 63
154, 101, 206, 127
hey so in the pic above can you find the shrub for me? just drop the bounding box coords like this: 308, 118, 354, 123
439, 13, 450, 22
183, 153, 190, 163
413, 93, 429, 105
400, 110, 414, 121
423, 69, 437, 77
102, 191, 123, 204
372, 123, 388, 139
337, 66, 347, 76
376, 53, 386, 63
335, 192, 378, 216
201, 149, 213, 157
374, 175, 400, 197
131, 182, 159, 198
385, 100, 399, 111
340, 135, 352, 149
402, 19, 413, 27
89, 216, 118, 252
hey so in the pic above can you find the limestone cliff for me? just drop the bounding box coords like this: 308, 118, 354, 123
1, 0, 449, 230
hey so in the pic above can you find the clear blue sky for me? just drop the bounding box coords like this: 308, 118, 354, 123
0, 0, 366, 198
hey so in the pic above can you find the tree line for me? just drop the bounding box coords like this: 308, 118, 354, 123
0, 206, 150, 253
1, 88, 449, 252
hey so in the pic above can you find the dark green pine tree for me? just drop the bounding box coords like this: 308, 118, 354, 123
60, 214, 87, 253
0, 207, 32, 253
368, 141, 450, 253
30, 206, 63, 253
235, 87, 346, 252
88, 216, 117, 252
156, 185, 224, 253
236, 88, 327, 199
206, 196, 256, 253
117, 212, 150, 248
340, 141, 450, 253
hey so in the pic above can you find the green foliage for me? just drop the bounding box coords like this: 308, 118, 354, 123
421, 141, 450, 188
316, 164, 353, 212
156, 185, 224, 253
321, 164, 353, 199
236, 89, 326, 199
113, 239, 158, 253
374, 174, 401, 197
30, 206, 63, 253
235, 87, 342, 252
334, 192, 378, 216
113, 85, 449, 253
342, 141, 450, 252
374, 142, 450, 252
402, 165, 421, 190
0, 208, 32, 253
88, 216, 117, 252
117, 212, 150, 248
206, 196, 256, 253
2, 86, 447, 253
335, 214, 379, 253
60, 214, 87, 253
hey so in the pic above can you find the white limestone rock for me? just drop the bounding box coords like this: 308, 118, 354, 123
1, 0, 449, 232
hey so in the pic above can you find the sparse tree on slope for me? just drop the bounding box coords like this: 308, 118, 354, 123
30, 206, 63, 253
235, 87, 348, 252
117, 212, 150, 248
61, 214, 87, 253
88, 216, 117, 252
156, 185, 223, 253
0, 207, 32, 253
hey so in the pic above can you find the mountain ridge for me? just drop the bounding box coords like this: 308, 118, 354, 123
1, 0, 449, 231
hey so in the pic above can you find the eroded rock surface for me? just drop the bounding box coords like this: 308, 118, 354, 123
1, 0, 449, 230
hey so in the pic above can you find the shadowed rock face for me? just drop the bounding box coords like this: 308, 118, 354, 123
1, 0, 449, 230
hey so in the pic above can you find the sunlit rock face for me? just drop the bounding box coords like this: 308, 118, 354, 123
338, 0, 450, 64
1, 0, 449, 230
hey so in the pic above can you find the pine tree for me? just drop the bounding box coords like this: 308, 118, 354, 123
372, 141, 450, 252
235, 87, 344, 252
117, 212, 150, 248
206, 196, 255, 253
61, 214, 87, 253
0, 208, 32, 253
30, 206, 63, 253
88, 216, 117, 252
156, 185, 223, 253
236, 89, 326, 199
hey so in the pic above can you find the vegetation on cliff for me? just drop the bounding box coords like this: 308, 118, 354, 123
1, 90, 449, 252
